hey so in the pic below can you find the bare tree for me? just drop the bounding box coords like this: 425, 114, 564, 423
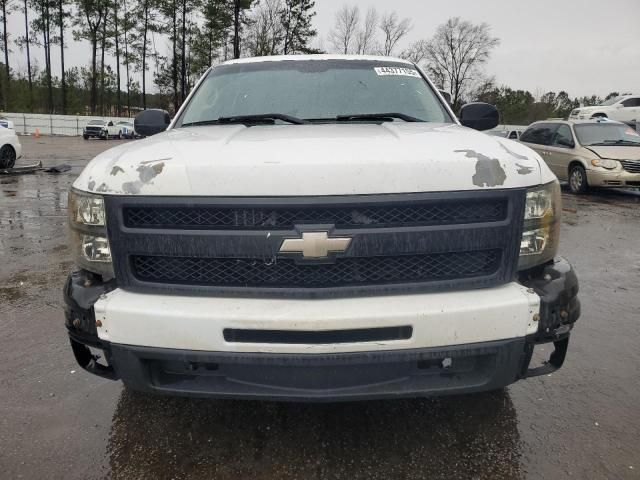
328, 5, 359, 54
246, 0, 284, 56
401, 39, 428, 64
355, 7, 376, 54
378, 11, 410, 56
423, 17, 499, 110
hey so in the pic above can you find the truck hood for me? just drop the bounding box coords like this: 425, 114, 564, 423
74, 123, 550, 196
586, 145, 640, 160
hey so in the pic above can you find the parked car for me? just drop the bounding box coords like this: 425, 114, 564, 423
116, 120, 137, 139
64, 55, 579, 401
0, 116, 15, 130
0, 127, 22, 168
519, 118, 640, 193
488, 129, 521, 140
83, 119, 122, 140
569, 94, 640, 124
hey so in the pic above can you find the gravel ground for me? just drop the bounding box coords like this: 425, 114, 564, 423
1, 135, 639, 479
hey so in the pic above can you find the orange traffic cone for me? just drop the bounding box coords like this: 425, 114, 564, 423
35, 128, 40, 139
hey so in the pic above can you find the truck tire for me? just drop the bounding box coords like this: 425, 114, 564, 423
569, 165, 589, 194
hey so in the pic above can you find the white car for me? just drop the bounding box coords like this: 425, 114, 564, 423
116, 121, 137, 139
0, 116, 15, 130
63, 55, 580, 401
488, 129, 522, 140
0, 127, 22, 169
83, 119, 123, 140
570, 95, 640, 124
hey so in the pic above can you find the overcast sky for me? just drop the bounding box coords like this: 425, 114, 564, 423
6, 0, 640, 98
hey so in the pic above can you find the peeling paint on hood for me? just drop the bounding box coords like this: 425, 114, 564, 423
454, 149, 507, 187
74, 123, 551, 196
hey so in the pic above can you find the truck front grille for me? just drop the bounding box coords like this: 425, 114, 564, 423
105, 191, 525, 298
124, 200, 507, 230
620, 160, 640, 173
131, 250, 501, 288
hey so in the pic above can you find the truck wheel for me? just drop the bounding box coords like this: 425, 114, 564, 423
83, 135, 89, 140
118, 131, 123, 140
569, 165, 589, 194
0, 144, 16, 169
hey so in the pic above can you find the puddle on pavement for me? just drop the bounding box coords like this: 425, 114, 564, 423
106, 389, 522, 479
0, 264, 72, 305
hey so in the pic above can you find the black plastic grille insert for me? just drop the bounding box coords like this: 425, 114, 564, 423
620, 160, 640, 174
131, 250, 502, 289
124, 200, 507, 230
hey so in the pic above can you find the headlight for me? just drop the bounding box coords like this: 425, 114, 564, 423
518, 181, 561, 270
69, 191, 106, 225
68, 189, 114, 278
591, 159, 618, 170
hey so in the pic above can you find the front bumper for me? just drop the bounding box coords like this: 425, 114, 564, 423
64, 257, 580, 401
587, 168, 640, 188
83, 130, 106, 137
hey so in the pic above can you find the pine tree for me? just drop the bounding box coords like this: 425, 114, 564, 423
281, 0, 317, 54
232, 0, 253, 59
73, 0, 106, 113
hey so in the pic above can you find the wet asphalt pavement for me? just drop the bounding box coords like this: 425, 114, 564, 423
1, 136, 639, 479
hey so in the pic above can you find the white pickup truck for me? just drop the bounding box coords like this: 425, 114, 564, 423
64, 55, 580, 401
82, 119, 123, 140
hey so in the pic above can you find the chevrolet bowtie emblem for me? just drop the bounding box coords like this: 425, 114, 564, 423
279, 231, 352, 259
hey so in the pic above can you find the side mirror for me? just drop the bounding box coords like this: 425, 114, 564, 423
459, 102, 500, 131
134, 109, 171, 137
439, 90, 452, 106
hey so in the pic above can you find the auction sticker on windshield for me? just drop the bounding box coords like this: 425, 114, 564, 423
374, 66, 421, 77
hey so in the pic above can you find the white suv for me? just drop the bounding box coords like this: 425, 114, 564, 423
570, 95, 640, 124
63, 55, 580, 401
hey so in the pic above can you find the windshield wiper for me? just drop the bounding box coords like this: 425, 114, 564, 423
181, 113, 307, 127
335, 113, 423, 123
336, 112, 423, 123
587, 140, 640, 147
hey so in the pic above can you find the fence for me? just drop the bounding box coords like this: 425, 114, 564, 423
2, 112, 134, 136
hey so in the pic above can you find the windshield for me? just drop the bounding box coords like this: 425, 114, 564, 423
176, 59, 452, 126
600, 96, 624, 106
89, 119, 104, 125
575, 123, 640, 146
